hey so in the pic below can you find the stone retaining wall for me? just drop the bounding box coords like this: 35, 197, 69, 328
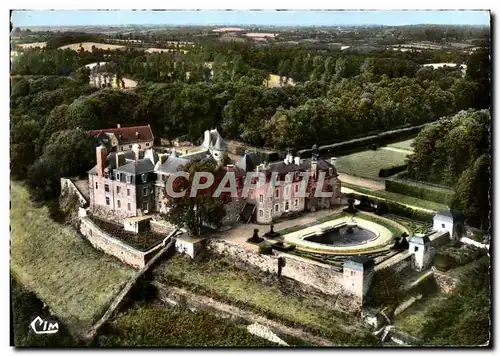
205, 239, 361, 313
80, 217, 162, 269
60, 178, 88, 207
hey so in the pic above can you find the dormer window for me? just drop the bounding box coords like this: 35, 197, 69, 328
126, 175, 131, 184
141, 174, 147, 183
116, 172, 121, 181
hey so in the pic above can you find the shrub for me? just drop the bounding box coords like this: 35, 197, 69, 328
258, 242, 273, 255
378, 164, 408, 178
385, 178, 454, 205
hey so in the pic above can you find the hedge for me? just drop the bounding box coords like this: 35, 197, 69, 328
379, 164, 408, 178
297, 123, 427, 157
385, 177, 454, 205
349, 192, 434, 222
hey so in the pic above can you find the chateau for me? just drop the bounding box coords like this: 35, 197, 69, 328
87, 126, 342, 223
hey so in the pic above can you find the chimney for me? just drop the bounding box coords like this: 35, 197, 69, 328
311, 156, 318, 179
294, 156, 300, 165
330, 157, 337, 167
116, 152, 126, 168
117, 123, 121, 128
132, 144, 140, 161
96, 146, 107, 177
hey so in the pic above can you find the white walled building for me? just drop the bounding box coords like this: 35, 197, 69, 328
433, 210, 465, 239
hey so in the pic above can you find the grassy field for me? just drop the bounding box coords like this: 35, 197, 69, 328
154, 255, 377, 346
393, 294, 447, 338
10, 182, 135, 335
58, 42, 125, 51
387, 139, 415, 152
335, 148, 409, 180
99, 305, 275, 347
342, 182, 447, 212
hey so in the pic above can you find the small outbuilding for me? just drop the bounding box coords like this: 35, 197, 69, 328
124, 216, 152, 233
408, 234, 431, 271
433, 209, 465, 239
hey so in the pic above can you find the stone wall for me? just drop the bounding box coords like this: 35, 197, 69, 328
204, 239, 361, 313
60, 178, 88, 207
80, 217, 161, 269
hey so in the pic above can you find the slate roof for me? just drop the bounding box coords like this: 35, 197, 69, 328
213, 134, 226, 150
345, 255, 375, 269
115, 159, 155, 175
409, 234, 431, 245
435, 209, 465, 221
156, 156, 190, 174
88, 125, 154, 145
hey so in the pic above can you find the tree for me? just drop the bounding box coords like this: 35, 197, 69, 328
11, 78, 30, 98
164, 158, 227, 236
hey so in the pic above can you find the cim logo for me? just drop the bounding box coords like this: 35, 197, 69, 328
30, 316, 59, 335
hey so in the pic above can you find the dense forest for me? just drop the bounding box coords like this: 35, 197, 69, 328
406, 109, 491, 229
10, 31, 490, 201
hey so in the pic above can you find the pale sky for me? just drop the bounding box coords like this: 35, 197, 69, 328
11, 10, 491, 27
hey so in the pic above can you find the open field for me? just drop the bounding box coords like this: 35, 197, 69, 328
58, 42, 126, 51
16, 42, 47, 49
335, 148, 409, 180
154, 254, 376, 346
99, 305, 275, 347
10, 182, 135, 335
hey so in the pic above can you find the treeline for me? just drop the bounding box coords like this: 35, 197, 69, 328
406, 109, 491, 229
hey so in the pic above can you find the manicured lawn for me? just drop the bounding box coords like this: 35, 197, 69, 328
10, 182, 135, 335
387, 139, 415, 152
335, 149, 409, 180
342, 182, 447, 212
154, 255, 377, 346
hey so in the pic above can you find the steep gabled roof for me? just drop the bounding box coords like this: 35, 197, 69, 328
88, 125, 154, 145
435, 209, 465, 221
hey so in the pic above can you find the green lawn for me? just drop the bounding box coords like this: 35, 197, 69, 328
154, 255, 377, 346
10, 182, 135, 335
342, 182, 447, 212
336, 149, 409, 180
387, 139, 415, 152
99, 305, 276, 347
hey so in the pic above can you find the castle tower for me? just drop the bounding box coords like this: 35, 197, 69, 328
343, 256, 375, 304
408, 234, 431, 271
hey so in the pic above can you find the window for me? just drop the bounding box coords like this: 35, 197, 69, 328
127, 188, 130, 196
143, 202, 148, 211
329, 168, 333, 176
285, 201, 289, 211
117, 186, 121, 194
126, 175, 131, 184
143, 187, 148, 196
129, 145, 132, 148
414, 246, 419, 252
285, 173, 291, 182
441, 223, 445, 228
141, 174, 147, 183
274, 204, 279, 213
295, 184, 299, 193
117, 200, 121, 208
275, 188, 280, 199
121, 147, 124, 151
105, 197, 110, 205
350, 271, 355, 276
294, 199, 299, 207
104, 184, 109, 192
127, 202, 131, 211
116, 173, 121, 181
95, 182, 98, 189
285, 186, 290, 197
259, 209, 263, 217
259, 194, 264, 203
146, 143, 150, 147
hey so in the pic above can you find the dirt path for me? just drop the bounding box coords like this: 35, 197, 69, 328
381, 146, 414, 155
338, 173, 385, 191
155, 285, 339, 347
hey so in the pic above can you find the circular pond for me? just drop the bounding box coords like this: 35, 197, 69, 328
284, 216, 398, 255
